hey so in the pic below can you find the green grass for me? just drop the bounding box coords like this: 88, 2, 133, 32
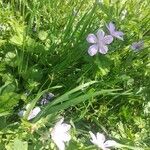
0, 0, 150, 149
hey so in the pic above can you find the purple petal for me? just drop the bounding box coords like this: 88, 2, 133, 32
40, 98, 49, 105
131, 42, 138, 50
99, 45, 108, 54
103, 35, 113, 44
113, 31, 124, 40
107, 22, 115, 32
88, 44, 98, 56
131, 41, 144, 51
46, 93, 54, 100
97, 29, 105, 41
86, 34, 97, 43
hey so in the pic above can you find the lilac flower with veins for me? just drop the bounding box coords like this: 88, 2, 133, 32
89, 131, 117, 150
131, 41, 144, 52
107, 22, 124, 40
86, 29, 113, 56
51, 118, 71, 150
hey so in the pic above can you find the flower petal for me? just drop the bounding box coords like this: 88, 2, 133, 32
61, 123, 71, 132
86, 34, 97, 43
88, 44, 98, 56
27, 107, 41, 120
89, 131, 97, 143
96, 133, 106, 144
113, 31, 124, 40
99, 45, 108, 54
104, 140, 117, 148
131, 41, 144, 51
103, 35, 113, 44
61, 132, 71, 142
55, 118, 64, 126
54, 139, 65, 150
18, 110, 25, 117
97, 29, 105, 40
107, 22, 115, 32
131, 42, 137, 50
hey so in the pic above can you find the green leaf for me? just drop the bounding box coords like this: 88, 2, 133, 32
10, 35, 23, 46
14, 138, 28, 150
38, 31, 48, 41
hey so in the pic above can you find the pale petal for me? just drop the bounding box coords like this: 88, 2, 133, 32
86, 34, 97, 43
18, 110, 25, 117
97, 133, 106, 144
89, 131, 97, 142
103, 148, 110, 150
51, 118, 71, 147
99, 45, 108, 54
103, 35, 113, 44
54, 139, 65, 150
61, 123, 71, 132
27, 107, 41, 120
107, 22, 115, 32
88, 44, 98, 56
97, 29, 105, 40
61, 133, 71, 142
104, 140, 117, 148
113, 31, 124, 40
55, 118, 64, 126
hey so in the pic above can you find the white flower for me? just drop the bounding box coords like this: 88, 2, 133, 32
18, 105, 41, 120
51, 118, 71, 150
89, 131, 117, 150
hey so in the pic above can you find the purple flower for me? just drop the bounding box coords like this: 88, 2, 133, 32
40, 92, 54, 105
131, 41, 144, 52
106, 22, 124, 40
86, 29, 113, 56
46, 92, 55, 100
40, 98, 49, 105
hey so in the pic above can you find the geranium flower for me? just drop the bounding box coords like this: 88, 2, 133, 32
107, 22, 124, 40
89, 131, 117, 150
51, 118, 71, 150
18, 105, 41, 120
86, 29, 113, 56
40, 92, 54, 105
131, 41, 144, 52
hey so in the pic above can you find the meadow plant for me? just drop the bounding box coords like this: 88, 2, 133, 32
50, 118, 71, 150
0, 0, 149, 150
131, 41, 144, 52
89, 132, 117, 150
